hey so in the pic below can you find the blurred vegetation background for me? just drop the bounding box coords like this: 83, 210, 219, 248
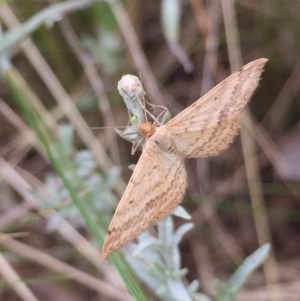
0, 0, 299, 301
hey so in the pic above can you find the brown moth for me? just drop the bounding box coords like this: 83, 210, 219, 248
102, 58, 268, 259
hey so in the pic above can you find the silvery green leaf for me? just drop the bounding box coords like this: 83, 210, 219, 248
228, 243, 270, 287
128, 164, 136, 171
156, 283, 169, 296
75, 150, 94, 164
45, 174, 58, 193
161, 0, 180, 41
127, 211, 200, 301
172, 206, 191, 219
97, 31, 124, 74
77, 164, 93, 178
136, 231, 153, 242
131, 233, 161, 262
173, 249, 181, 270
82, 30, 123, 75
158, 216, 174, 246
46, 213, 62, 232
160, 0, 193, 73
173, 223, 194, 246
60, 187, 70, 200
217, 244, 271, 301
87, 173, 101, 185
165, 268, 188, 278
133, 237, 159, 256
156, 283, 186, 301
126, 257, 171, 299
115, 126, 141, 144
162, 109, 172, 124
167, 277, 193, 301
187, 279, 199, 294
192, 293, 212, 301
106, 166, 121, 185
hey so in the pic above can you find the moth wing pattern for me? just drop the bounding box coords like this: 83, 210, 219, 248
102, 138, 187, 259
166, 59, 268, 158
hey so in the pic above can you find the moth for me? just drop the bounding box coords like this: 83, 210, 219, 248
102, 58, 267, 259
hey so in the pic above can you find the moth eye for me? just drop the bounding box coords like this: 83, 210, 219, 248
155, 140, 160, 145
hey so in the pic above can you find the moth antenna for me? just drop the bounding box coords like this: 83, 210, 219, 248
121, 130, 140, 137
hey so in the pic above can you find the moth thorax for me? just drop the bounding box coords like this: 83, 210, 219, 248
139, 122, 157, 138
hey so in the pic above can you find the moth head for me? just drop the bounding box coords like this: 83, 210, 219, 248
139, 122, 157, 138
150, 127, 173, 153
